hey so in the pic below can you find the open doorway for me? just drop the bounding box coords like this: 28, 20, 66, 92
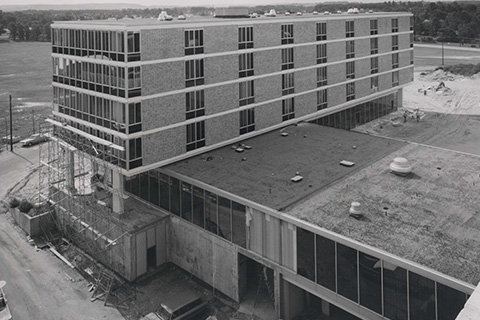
238, 254, 276, 320
147, 246, 156, 270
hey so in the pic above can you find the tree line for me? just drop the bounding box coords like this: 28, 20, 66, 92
1, 1, 479, 44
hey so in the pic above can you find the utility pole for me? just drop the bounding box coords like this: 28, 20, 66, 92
32, 110, 35, 134
441, 41, 444, 66
9, 95, 13, 152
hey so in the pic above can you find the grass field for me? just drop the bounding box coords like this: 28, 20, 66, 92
0, 42, 52, 141
0, 41, 479, 144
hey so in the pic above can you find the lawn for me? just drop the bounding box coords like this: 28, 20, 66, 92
0, 41, 52, 141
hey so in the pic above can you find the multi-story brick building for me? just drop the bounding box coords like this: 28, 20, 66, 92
44, 12, 480, 320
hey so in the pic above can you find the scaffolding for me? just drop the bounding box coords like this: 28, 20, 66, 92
38, 119, 132, 280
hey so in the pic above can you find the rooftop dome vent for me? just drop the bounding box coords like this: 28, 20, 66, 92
349, 202, 362, 218
390, 157, 412, 176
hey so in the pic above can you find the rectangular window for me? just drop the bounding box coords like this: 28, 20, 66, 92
238, 26, 253, 49
159, 173, 170, 211
409, 272, 436, 320
181, 182, 192, 222
192, 186, 205, 228
186, 90, 205, 119
410, 34, 414, 48
410, 16, 414, 31
315, 235, 335, 290
218, 196, 232, 241
346, 40, 355, 59
281, 24, 294, 44
346, 20, 354, 38
239, 80, 255, 106
282, 98, 295, 121
185, 59, 204, 87
205, 191, 218, 235
370, 19, 378, 35
371, 57, 379, 74
346, 82, 355, 101
127, 66, 141, 88
392, 18, 399, 33
371, 76, 379, 93
128, 102, 142, 133
240, 108, 255, 135
337, 243, 358, 302
317, 66, 327, 87
316, 44, 327, 64
185, 29, 204, 55
392, 35, 399, 51
128, 137, 142, 160
297, 228, 315, 282
437, 283, 467, 320
282, 73, 295, 96
232, 202, 246, 248
169, 177, 180, 216
410, 50, 414, 65
317, 89, 328, 110
239, 53, 254, 77
371, 37, 378, 55
316, 22, 326, 41
359, 252, 382, 314
346, 61, 355, 80
186, 121, 205, 151
392, 53, 399, 69
383, 262, 407, 320
392, 71, 399, 87
281, 48, 294, 70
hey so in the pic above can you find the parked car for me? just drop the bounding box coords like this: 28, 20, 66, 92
1, 136, 21, 144
177, 15, 186, 20
154, 291, 208, 320
20, 133, 48, 147
0, 281, 12, 320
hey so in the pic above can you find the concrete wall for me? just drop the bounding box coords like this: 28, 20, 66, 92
9, 208, 55, 237
168, 216, 239, 301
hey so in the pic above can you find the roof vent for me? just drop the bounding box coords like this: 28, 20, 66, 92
349, 202, 363, 218
390, 157, 412, 176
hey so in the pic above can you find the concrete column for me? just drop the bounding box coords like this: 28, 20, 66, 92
274, 270, 282, 319
112, 170, 124, 215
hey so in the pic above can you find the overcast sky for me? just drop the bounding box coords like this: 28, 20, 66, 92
0, 0, 407, 7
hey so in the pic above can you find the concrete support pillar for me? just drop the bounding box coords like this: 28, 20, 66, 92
274, 270, 282, 320
112, 170, 124, 215
397, 88, 403, 109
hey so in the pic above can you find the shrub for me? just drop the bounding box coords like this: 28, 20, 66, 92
9, 198, 20, 208
18, 200, 33, 213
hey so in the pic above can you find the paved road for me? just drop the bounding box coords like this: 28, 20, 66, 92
414, 43, 480, 52
0, 145, 123, 320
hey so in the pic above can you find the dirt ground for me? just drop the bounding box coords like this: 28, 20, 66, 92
355, 70, 480, 156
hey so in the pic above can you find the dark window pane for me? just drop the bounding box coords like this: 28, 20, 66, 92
192, 187, 204, 228
409, 272, 435, 320
149, 171, 159, 206
383, 262, 407, 320
139, 172, 149, 202
159, 173, 169, 211
218, 196, 231, 241
359, 252, 382, 314
232, 202, 246, 248
316, 235, 335, 291
205, 191, 218, 234
297, 228, 315, 282
337, 243, 358, 302
130, 175, 140, 197
437, 283, 466, 320
169, 177, 180, 216
181, 182, 192, 222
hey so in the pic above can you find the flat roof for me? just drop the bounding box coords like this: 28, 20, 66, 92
167, 123, 405, 211
167, 123, 480, 284
52, 12, 411, 29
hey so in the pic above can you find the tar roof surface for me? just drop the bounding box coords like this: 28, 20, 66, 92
288, 142, 480, 285
166, 123, 405, 211
52, 11, 410, 28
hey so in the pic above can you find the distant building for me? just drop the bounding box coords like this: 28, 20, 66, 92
43, 13, 478, 320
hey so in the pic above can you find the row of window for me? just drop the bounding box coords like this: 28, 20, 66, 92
53, 117, 131, 169
52, 29, 140, 62
296, 227, 468, 320
53, 87, 142, 134
52, 57, 141, 98
124, 171, 247, 247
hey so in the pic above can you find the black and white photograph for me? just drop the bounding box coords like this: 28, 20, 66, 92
0, 0, 479, 319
